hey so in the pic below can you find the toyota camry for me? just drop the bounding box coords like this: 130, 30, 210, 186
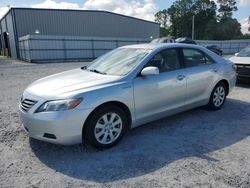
19, 43, 236, 148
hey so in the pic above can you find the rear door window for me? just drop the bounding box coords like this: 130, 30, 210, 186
182, 48, 214, 68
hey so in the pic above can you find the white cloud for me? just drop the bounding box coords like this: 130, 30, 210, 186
0, 7, 9, 19
83, 0, 159, 21
31, 0, 80, 9
240, 17, 250, 34
239, 0, 250, 6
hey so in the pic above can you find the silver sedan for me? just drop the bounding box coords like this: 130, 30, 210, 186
19, 43, 236, 148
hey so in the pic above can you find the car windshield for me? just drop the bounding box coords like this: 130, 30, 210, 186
237, 47, 250, 57
86, 48, 150, 76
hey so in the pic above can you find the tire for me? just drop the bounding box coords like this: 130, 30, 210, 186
206, 82, 227, 111
83, 105, 127, 148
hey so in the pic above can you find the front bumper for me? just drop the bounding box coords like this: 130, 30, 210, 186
19, 105, 93, 145
236, 64, 250, 81
237, 75, 250, 81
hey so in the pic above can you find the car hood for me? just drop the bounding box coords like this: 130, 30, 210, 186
229, 56, 250, 65
25, 68, 121, 98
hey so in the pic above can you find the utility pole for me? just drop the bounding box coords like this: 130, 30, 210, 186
192, 15, 195, 40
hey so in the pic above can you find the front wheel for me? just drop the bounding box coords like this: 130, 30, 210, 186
83, 105, 127, 148
206, 82, 227, 111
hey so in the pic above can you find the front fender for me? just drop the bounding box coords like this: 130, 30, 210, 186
75, 81, 135, 121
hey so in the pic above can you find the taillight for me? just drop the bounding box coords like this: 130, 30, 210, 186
232, 64, 237, 71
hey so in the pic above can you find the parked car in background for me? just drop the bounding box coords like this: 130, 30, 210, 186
175, 37, 197, 44
230, 46, 250, 82
150, 37, 175, 44
175, 39, 223, 56
19, 43, 236, 148
206, 45, 223, 56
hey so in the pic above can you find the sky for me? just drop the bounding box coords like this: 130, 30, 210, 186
0, 0, 249, 33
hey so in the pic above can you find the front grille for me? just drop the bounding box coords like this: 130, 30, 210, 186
20, 99, 37, 112
236, 64, 250, 76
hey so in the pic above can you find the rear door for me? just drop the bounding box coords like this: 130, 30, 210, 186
181, 48, 218, 106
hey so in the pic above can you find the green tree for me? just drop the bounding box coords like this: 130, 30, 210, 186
203, 19, 218, 39
161, 0, 243, 40
167, 0, 217, 39
154, 9, 169, 37
159, 27, 170, 37
214, 18, 242, 40
192, 0, 217, 39
155, 9, 168, 28
217, 0, 237, 19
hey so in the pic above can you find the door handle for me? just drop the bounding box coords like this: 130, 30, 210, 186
177, 75, 185, 80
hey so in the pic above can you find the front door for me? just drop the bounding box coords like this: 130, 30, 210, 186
133, 48, 186, 124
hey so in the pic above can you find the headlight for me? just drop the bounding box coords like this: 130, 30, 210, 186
36, 98, 83, 113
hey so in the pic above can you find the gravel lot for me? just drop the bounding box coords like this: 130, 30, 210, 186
1, 57, 250, 188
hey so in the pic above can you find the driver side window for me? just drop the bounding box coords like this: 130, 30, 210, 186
145, 49, 181, 73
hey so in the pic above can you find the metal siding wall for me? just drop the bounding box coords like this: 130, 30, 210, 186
66, 50, 93, 59
6, 12, 17, 58
24, 39, 30, 60
94, 49, 110, 58
30, 50, 64, 60
0, 21, 2, 50
18, 35, 150, 62
118, 41, 136, 47
18, 41, 23, 59
1, 19, 7, 32
65, 40, 92, 49
14, 9, 159, 39
93, 41, 117, 49
29, 39, 64, 50
1, 18, 7, 49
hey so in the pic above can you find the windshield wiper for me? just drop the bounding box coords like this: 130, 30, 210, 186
81, 66, 106, 74
88, 69, 107, 75
81, 66, 87, 70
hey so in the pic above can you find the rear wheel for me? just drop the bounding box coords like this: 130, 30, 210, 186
83, 105, 127, 148
206, 82, 227, 111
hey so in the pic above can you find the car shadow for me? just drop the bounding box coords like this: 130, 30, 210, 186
30, 98, 250, 183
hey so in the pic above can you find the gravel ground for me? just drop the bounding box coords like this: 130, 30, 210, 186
1, 57, 250, 188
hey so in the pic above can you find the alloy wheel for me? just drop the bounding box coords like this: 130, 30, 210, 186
213, 86, 225, 107
94, 112, 123, 144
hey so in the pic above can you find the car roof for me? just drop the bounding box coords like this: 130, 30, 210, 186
121, 43, 201, 50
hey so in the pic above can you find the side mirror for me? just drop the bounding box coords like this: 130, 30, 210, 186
235, 52, 239, 56
141, 66, 159, 76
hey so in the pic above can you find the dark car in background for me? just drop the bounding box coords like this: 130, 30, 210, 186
206, 45, 223, 56
151, 38, 223, 57
151, 37, 197, 45
150, 37, 175, 44
175, 37, 197, 44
